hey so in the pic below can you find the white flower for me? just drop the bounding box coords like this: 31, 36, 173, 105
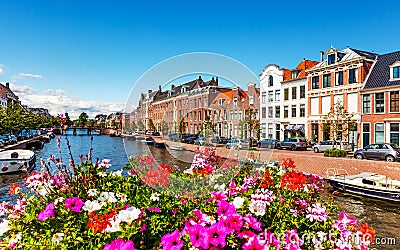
112, 170, 122, 176
105, 216, 121, 233
98, 192, 117, 203
87, 189, 98, 197
116, 192, 128, 202
231, 197, 245, 209
82, 200, 103, 212
54, 197, 65, 206
150, 193, 160, 201
52, 233, 65, 244
0, 219, 10, 236
97, 171, 107, 177
99, 159, 112, 168
249, 200, 267, 216
8, 233, 21, 246
214, 183, 226, 191
118, 207, 141, 224
183, 168, 193, 174
37, 187, 48, 197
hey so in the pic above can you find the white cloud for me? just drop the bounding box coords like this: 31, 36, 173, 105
12, 73, 44, 79
9, 83, 124, 119
0, 64, 3, 75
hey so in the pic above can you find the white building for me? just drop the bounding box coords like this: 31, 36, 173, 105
280, 60, 318, 140
260, 64, 287, 140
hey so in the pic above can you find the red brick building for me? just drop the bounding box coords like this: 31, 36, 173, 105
361, 51, 400, 147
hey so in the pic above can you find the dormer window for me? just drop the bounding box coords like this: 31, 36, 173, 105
291, 70, 299, 79
390, 62, 400, 80
328, 54, 335, 65
268, 76, 273, 87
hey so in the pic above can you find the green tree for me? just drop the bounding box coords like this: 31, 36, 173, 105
198, 115, 215, 138
137, 120, 145, 131
65, 113, 73, 126
321, 100, 356, 148
147, 119, 156, 131
78, 112, 89, 126
131, 121, 137, 131
243, 108, 260, 139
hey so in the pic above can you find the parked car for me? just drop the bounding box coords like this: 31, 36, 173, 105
194, 137, 207, 146
0, 136, 11, 145
169, 134, 179, 142
17, 130, 29, 141
354, 143, 400, 162
226, 139, 250, 149
312, 140, 353, 153
9, 135, 17, 144
277, 138, 308, 150
151, 131, 160, 136
257, 139, 278, 149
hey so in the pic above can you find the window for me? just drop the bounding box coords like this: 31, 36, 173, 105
284, 89, 289, 100
194, 99, 197, 108
262, 92, 266, 103
300, 86, 305, 98
199, 98, 201, 108
291, 87, 297, 100
390, 123, 399, 145
262, 107, 266, 119
219, 98, 226, 105
335, 71, 343, 86
268, 91, 273, 102
239, 110, 242, 120
268, 76, 273, 87
312, 76, 319, 89
349, 68, 358, 84
275, 106, 280, 118
300, 104, 305, 117
390, 91, 399, 112
268, 107, 273, 118
394, 66, 400, 79
323, 74, 331, 88
363, 94, 371, 114
249, 95, 254, 105
291, 70, 299, 79
291, 105, 296, 118
230, 111, 233, 120
233, 97, 238, 107
275, 90, 280, 101
284, 106, 289, 118
328, 54, 335, 65
204, 98, 207, 107
268, 123, 273, 138
375, 93, 384, 113
375, 123, 384, 143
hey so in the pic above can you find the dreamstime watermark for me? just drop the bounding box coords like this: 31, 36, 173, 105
123, 52, 274, 195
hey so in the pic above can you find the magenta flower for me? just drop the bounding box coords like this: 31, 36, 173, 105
216, 200, 236, 217
285, 229, 303, 250
203, 222, 228, 248
186, 224, 204, 248
161, 229, 183, 250
65, 197, 84, 213
147, 207, 161, 213
53, 176, 62, 186
103, 238, 136, 250
243, 214, 262, 231
139, 223, 146, 232
209, 191, 228, 202
243, 236, 265, 250
38, 203, 55, 221
223, 213, 243, 233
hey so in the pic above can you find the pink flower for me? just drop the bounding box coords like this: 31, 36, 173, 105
65, 197, 84, 213
139, 223, 146, 232
103, 238, 136, 250
216, 200, 236, 217
203, 222, 228, 248
38, 203, 55, 221
209, 191, 228, 202
285, 229, 303, 250
243, 214, 262, 231
223, 213, 243, 233
161, 229, 183, 250
147, 207, 161, 213
186, 224, 204, 248
243, 237, 265, 250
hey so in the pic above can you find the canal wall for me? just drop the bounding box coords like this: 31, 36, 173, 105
152, 137, 400, 180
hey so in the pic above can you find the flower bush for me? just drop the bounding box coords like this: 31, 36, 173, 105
0, 142, 376, 249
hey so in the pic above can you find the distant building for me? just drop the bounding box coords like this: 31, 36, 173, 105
361, 51, 400, 147
0, 82, 19, 106
26, 107, 51, 117
0, 86, 6, 108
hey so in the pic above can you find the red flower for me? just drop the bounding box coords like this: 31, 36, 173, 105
359, 222, 375, 243
280, 171, 306, 191
9, 183, 21, 195
87, 209, 116, 234
282, 158, 296, 169
259, 169, 274, 188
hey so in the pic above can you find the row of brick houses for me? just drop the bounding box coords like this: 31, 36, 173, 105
130, 76, 260, 138
129, 46, 400, 149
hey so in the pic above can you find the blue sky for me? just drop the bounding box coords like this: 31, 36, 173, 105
0, 0, 398, 118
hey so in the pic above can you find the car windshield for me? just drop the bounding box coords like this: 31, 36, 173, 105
390, 143, 400, 149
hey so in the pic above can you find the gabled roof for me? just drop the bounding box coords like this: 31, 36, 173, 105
1, 83, 19, 101
363, 51, 400, 90
311, 47, 378, 69
295, 60, 319, 78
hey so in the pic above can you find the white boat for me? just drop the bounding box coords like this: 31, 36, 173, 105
0, 150, 36, 174
326, 169, 400, 202
169, 145, 184, 151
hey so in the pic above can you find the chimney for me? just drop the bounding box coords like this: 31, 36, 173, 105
6, 82, 9, 88
171, 84, 175, 90
320, 51, 324, 62
148, 89, 152, 94
198, 76, 202, 80
216, 77, 218, 85
158, 85, 161, 91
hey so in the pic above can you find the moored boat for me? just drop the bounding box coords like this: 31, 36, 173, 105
326, 169, 400, 202
154, 142, 166, 148
145, 137, 155, 144
168, 145, 184, 151
26, 140, 44, 149
0, 150, 36, 174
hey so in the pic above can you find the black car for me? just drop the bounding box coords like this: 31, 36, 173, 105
211, 136, 227, 144
257, 139, 278, 149
152, 131, 160, 136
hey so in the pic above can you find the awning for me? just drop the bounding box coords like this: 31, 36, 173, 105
294, 125, 305, 134
285, 125, 294, 131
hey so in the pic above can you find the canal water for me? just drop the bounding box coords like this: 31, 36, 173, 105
0, 135, 398, 249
